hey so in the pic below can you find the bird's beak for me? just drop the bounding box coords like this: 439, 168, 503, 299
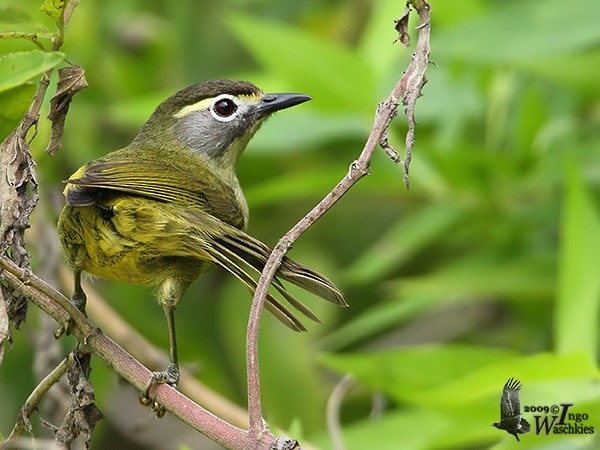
254, 93, 312, 117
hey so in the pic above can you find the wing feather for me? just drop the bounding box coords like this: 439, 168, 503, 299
500, 378, 523, 419
65, 155, 246, 228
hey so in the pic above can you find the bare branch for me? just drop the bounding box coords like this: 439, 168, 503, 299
0, 32, 46, 51
400, 0, 431, 188
0, 257, 266, 450
326, 376, 355, 450
8, 357, 70, 441
246, 0, 432, 438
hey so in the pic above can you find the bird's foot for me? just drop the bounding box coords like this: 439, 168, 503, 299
54, 290, 87, 338
139, 363, 180, 418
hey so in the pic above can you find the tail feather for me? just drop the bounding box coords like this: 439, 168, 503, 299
213, 237, 320, 322
205, 240, 307, 332
519, 418, 531, 433
171, 204, 345, 331
279, 258, 347, 306
218, 233, 347, 306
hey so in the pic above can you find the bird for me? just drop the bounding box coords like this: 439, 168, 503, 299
57, 79, 347, 415
492, 378, 531, 441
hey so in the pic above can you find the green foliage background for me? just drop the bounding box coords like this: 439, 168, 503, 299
1, 0, 599, 449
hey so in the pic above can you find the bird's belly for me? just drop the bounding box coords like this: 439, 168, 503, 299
58, 204, 210, 286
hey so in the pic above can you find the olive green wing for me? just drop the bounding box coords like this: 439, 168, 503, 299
65, 155, 246, 228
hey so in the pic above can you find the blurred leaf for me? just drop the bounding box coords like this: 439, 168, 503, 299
413, 68, 484, 147
0, 50, 63, 93
0, 83, 35, 142
321, 295, 438, 351
313, 373, 600, 450
322, 347, 598, 408
0, 6, 36, 27
0, 5, 50, 38
249, 111, 369, 153
433, 0, 600, 63
516, 50, 600, 94
555, 164, 600, 357
313, 408, 453, 450
345, 202, 465, 284
321, 344, 517, 403
411, 353, 599, 409
392, 251, 555, 301
226, 14, 375, 113
358, 0, 411, 79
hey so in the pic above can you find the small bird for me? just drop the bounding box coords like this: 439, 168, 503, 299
57, 79, 347, 414
492, 378, 531, 441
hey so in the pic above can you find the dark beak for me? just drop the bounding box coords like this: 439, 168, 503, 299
255, 93, 312, 116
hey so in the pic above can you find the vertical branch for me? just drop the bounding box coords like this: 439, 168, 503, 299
246, 0, 432, 437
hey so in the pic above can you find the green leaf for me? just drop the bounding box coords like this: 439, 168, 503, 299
321, 295, 439, 351
312, 409, 453, 450
320, 344, 517, 404
245, 167, 341, 209
357, 0, 411, 79
555, 164, 600, 357
249, 111, 369, 153
227, 14, 375, 113
516, 50, 600, 95
40, 0, 65, 25
0, 51, 64, 93
433, 0, 600, 63
315, 353, 600, 450
0, 6, 35, 27
345, 202, 465, 284
391, 251, 555, 301
0, 83, 36, 142
411, 352, 599, 409
321, 348, 599, 410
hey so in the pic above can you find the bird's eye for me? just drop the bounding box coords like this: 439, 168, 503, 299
213, 98, 237, 117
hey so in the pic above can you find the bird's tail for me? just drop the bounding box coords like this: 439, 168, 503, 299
109, 199, 347, 331
206, 230, 347, 331
175, 207, 347, 331
519, 418, 531, 434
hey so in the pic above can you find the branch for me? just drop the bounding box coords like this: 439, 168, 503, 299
61, 268, 250, 429
0, 257, 270, 450
326, 375, 355, 450
246, 0, 431, 438
0, 32, 46, 51
7, 356, 70, 441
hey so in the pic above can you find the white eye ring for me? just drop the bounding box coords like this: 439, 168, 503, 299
210, 94, 240, 122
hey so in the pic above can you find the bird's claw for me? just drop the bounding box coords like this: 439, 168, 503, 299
139, 363, 179, 418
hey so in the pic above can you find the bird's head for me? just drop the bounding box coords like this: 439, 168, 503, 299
133, 79, 311, 170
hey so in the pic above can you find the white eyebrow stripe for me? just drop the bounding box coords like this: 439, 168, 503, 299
173, 98, 213, 118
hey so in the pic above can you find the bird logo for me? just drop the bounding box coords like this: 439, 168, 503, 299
492, 378, 531, 441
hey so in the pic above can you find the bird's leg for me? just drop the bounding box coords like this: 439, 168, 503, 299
140, 279, 185, 417
55, 270, 87, 338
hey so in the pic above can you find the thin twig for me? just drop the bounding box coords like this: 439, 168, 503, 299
0, 32, 46, 51
0, 258, 266, 450
246, 0, 432, 437
7, 356, 70, 441
326, 376, 355, 450
60, 267, 250, 429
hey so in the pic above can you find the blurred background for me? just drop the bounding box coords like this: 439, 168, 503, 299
1, 0, 599, 449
